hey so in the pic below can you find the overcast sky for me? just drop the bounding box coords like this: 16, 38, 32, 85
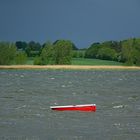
0, 0, 140, 48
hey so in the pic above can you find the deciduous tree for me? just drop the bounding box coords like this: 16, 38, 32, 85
0, 42, 16, 65
53, 40, 73, 64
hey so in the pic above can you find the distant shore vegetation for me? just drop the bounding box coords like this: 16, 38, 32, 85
0, 38, 140, 66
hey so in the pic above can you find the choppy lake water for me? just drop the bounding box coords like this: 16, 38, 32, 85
0, 70, 140, 140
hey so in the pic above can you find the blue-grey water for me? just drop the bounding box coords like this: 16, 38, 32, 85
0, 70, 140, 140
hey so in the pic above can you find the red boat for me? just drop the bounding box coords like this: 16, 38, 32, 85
50, 104, 96, 112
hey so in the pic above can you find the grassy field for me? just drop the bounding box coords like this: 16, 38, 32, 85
71, 58, 123, 65
26, 58, 123, 66
26, 57, 34, 65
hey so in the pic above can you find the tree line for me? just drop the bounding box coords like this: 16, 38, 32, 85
0, 38, 140, 65
85, 38, 140, 65
0, 40, 74, 65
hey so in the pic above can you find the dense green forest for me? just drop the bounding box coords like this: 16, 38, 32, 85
85, 38, 140, 65
0, 38, 140, 65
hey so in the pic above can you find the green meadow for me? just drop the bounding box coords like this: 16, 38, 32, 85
26, 58, 123, 66
71, 58, 123, 65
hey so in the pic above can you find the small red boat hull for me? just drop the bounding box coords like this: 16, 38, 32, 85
50, 104, 96, 112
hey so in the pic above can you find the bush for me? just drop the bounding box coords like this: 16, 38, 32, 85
0, 42, 16, 65
33, 57, 42, 65
15, 52, 27, 64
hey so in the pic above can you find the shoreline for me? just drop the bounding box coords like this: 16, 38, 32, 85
0, 65, 140, 70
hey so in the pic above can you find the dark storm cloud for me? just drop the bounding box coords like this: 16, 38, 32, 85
0, 0, 140, 48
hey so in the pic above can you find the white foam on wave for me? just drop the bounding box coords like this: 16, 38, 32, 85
113, 105, 124, 109
50, 77, 55, 80
20, 75, 24, 78
61, 85, 66, 88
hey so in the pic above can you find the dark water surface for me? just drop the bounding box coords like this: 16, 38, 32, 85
0, 70, 140, 140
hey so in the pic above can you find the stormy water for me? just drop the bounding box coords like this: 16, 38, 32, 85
0, 70, 140, 140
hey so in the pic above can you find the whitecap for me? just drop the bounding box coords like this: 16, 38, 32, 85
61, 85, 66, 88
54, 102, 58, 105
50, 77, 55, 80
113, 105, 124, 109
15, 105, 27, 109
20, 75, 24, 78
119, 78, 123, 81
35, 114, 44, 117
19, 89, 24, 92
113, 123, 121, 126
72, 92, 76, 96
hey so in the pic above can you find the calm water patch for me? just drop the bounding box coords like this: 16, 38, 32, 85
0, 70, 140, 140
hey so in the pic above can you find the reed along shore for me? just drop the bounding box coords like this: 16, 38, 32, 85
0, 65, 140, 70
